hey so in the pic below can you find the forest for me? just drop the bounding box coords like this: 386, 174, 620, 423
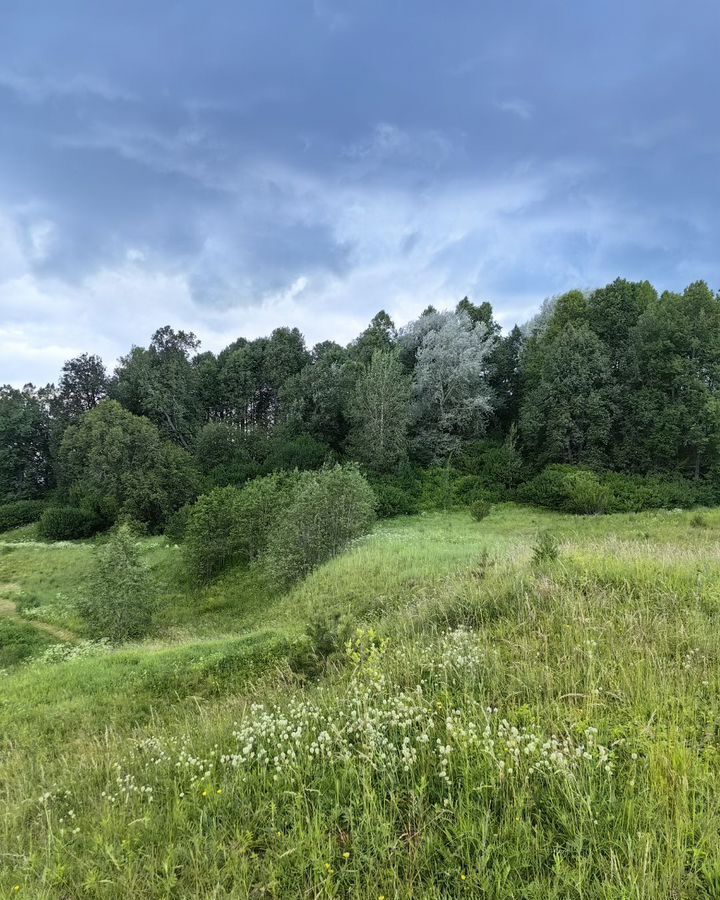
3, 276, 720, 543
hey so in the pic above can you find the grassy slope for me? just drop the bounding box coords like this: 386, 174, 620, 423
2, 506, 720, 896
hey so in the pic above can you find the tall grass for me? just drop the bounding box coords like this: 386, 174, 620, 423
2, 506, 720, 895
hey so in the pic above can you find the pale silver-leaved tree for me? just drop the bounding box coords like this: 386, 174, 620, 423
410, 311, 496, 462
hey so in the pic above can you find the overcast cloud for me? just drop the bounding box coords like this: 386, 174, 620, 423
1, 0, 719, 384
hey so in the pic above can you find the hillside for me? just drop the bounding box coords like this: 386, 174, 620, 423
2, 505, 720, 896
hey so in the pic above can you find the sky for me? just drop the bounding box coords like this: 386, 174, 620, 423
1, 0, 720, 386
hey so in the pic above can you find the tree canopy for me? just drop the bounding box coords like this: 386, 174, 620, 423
3, 278, 720, 534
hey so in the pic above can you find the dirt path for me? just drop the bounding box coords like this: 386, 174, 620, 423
0, 595, 78, 643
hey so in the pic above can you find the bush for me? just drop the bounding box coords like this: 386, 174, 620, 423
265, 464, 376, 586
603, 472, 717, 512
469, 497, 493, 521
369, 479, 420, 518
370, 464, 507, 518
453, 475, 487, 505
233, 472, 310, 564
291, 612, 355, 677
0, 499, 46, 532
183, 472, 309, 582
183, 486, 244, 582
262, 434, 332, 474
519, 465, 612, 514
205, 460, 262, 489
77, 525, 155, 642
457, 435, 526, 499
37, 505, 101, 540
419, 467, 459, 511
532, 530, 559, 563
164, 504, 191, 543
520, 465, 719, 515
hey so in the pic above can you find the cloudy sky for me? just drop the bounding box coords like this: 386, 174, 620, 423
2, 0, 719, 385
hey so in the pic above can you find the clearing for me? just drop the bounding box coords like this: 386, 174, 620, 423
2, 505, 720, 897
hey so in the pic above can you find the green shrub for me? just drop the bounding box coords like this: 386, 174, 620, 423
457, 435, 526, 499
419, 466, 460, 511
469, 497, 493, 521
690, 512, 709, 529
37, 505, 101, 540
452, 475, 487, 505
419, 466, 508, 511
532, 530, 559, 563
183, 486, 244, 582
206, 461, 262, 489
77, 525, 155, 642
603, 472, 717, 512
262, 433, 332, 474
369, 479, 420, 518
234, 472, 310, 564
0, 499, 46, 532
164, 504, 191, 543
519, 465, 611, 514
292, 612, 355, 677
304, 612, 350, 661
183, 472, 309, 582
265, 464, 376, 586
520, 465, 718, 515
367, 466, 422, 518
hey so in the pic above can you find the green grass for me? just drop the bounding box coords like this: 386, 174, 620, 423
0, 617, 56, 668
3, 505, 720, 896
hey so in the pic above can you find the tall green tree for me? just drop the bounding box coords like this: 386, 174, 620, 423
0, 384, 53, 500
586, 278, 656, 356
113, 327, 201, 448
456, 297, 501, 337
520, 323, 614, 467
349, 350, 410, 471
625, 281, 720, 477
55, 353, 109, 421
488, 324, 524, 432
584, 278, 657, 468
58, 400, 199, 529
217, 328, 309, 431
280, 342, 357, 452
261, 327, 310, 426
349, 310, 396, 364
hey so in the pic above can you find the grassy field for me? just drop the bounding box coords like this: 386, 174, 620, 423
2, 505, 720, 896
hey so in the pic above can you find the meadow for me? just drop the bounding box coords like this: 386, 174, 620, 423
2, 505, 720, 897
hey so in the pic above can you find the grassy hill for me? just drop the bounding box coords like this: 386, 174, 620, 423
2, 506, 720, 896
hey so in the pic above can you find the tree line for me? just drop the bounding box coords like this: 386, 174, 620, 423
3, 276, 720, 533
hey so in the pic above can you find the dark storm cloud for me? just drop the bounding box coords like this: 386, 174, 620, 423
1, 0, 719, 383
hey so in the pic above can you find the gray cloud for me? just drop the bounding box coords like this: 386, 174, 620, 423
1, 0, 719, 385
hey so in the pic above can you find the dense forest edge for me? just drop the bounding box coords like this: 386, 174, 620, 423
4, 277, 720, 535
